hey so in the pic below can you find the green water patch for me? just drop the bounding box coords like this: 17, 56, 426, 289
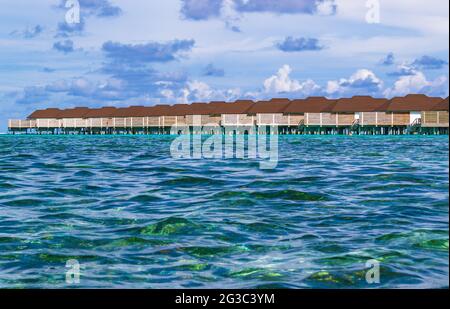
228, 267, 284, 281
212, 190, 248, 199
140, 217, 208, 236
316, 254, 369, 267
103, 237, 171, 249
376, 229, 449, 252
129, 194, 162, 203
44, 236, 98, 249
303, 270, 366, 288
180, 245, 250, 258
0, 253, 21, 261
305, 264, 425, 288
251, 189, 328, 202
3, 198, 45, 207
316, 249, 408, 267
414, 239, 449, 251
0, 183, 19, 189
0, 236, 24, 244
174, 262, 210, 272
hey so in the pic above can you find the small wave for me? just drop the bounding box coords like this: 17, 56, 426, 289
139, 217, 205, 236
129, 194, 162, 203
158, 176, 225, 187
252, 189, 328, 201
3, 198, 45, 207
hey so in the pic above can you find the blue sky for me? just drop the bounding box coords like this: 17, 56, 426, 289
0, 0, 449, 131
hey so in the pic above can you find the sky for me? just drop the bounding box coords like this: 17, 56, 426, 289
0, 0, 449, 132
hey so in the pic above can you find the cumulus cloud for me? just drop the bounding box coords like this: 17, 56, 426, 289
16, 86, 50, 105
74, 39, 198, 102
157, 79, 241, 103
221, 0, 242, 32
203, 63, 225, 77
276, 37, 323, 52
9, 25, 43, 39
53, 40, 75, 53
180, 0, 223, 20
181, 80, 241, 102
45, 77, 128, 100
384, 71, 448, 98
56, 18, 86, 37
326, 69, 383, 96
263, 65, 321, 96
380, 52, 395, 66
412, 55, 448, 70
102, 40, 195, 64
316, 0, 337, 15
15, 37, 198, 105
387, 63, 416, 77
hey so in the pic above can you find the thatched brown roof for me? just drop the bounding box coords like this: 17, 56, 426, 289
331, 96, 389, 112
25, 95, 447, 119
284, 97, 336, 114
247, 98, 291, 114
386, 94, 443, 112
432, 97, 449, 111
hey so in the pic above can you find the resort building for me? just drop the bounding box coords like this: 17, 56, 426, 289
219, 100, 255, 127
283, 97, 337, 133
8, 94, 449, 135
247, 98, 291, 127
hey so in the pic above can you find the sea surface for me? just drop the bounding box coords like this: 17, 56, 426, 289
0, 135, 448, 288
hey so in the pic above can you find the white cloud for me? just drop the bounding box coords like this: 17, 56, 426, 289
221, 0, 242, 32
177, 80, 241, 102
263, 64, 321, 95
317, 0, 337, 16
326, 69, 383, 96
384, 71, 448, 97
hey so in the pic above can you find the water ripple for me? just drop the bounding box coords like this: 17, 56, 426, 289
0, 135, 448, 288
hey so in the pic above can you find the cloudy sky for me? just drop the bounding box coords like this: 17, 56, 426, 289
0, 0, 449, 131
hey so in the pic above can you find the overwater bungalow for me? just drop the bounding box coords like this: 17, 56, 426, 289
331, 96, 390, 127
83, 107, 117, 131
184, 103, 219, 128
16, 108, 61, 130
217, 100, 255, 127
8, 95, 449, 135
283, 97, 337, 130
421, 97, 449, 132
247, 98, 291, 126
387, 94, 443, 126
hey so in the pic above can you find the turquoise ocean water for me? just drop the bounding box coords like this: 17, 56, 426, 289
0, 135, 448, 288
